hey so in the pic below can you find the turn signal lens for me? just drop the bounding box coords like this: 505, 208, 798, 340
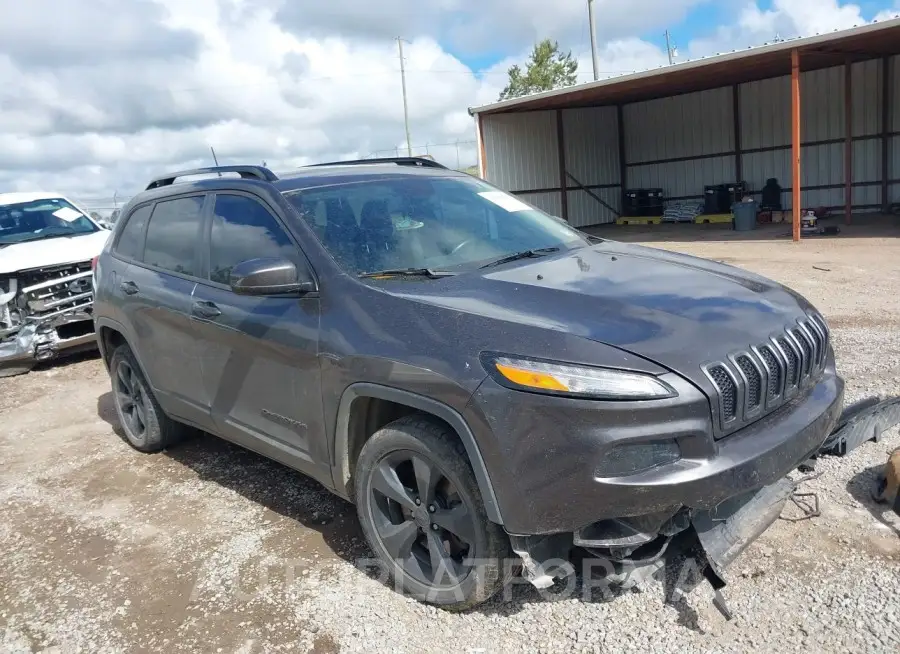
495, 362, 569, 392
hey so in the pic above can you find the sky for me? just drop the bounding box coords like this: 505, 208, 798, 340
1, 0, 899, 212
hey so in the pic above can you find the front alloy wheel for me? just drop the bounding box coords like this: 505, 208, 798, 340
354, 415, 511, 610
368, 451, 477, 588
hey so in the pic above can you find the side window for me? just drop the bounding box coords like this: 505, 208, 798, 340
143, 196, 204, 277
114, 204, 152, 261
208, 194, 297, 286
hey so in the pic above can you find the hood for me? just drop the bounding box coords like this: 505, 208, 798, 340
388, 241, 816, 383
0, 230, 110, 275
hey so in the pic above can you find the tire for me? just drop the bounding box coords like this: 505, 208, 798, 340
354, 414, 511, 610
109, 343, 190, 453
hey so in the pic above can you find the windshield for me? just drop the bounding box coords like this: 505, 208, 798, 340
0, 198, 99, 245
283, 175, 589, 275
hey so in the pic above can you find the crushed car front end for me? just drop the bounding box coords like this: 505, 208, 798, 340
0, 260, 99, 376
465, 311, 843, 604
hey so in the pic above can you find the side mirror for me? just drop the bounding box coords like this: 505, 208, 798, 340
229, 257, 316, 296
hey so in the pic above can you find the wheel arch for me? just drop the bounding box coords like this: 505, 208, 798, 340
332, 383, 504, 525
95, 318, 153, 386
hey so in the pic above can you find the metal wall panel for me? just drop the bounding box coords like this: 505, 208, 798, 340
851, 59, 882, 137
518, 191, 562, 217
482, 111, 559, 192
892, 56, 900, 132
852, 138, 882, 183
742, 143, 846, 209
624, 87, 733, 164
566, 188, 620, 227
850, 184, 881, 207
740, 76, 791, 149
629, 156, 734, 198
562, 107, 620, 186
892, 136, 900, 201
801, 66, 845, 142
740, 65, 852, 150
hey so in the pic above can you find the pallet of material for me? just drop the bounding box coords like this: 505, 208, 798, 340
694, 214, 733, 224
616, 216, 662, 225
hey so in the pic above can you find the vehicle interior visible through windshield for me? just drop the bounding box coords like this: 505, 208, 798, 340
283, 175, 589, 276
0, 198, 99, 245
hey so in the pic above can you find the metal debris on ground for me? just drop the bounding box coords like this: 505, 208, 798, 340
780, 471, 823, 523
819, 396, 900, 457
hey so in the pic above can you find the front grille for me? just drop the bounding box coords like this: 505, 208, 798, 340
704, 314, 830, 436
20, 261, 93, 321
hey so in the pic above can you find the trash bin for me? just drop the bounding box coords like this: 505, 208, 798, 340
732, 200, 758, 231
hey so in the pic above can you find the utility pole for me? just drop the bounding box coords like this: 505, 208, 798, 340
665, 30, 676, 65
396, 37, 413, 156
587, 0, 600, 81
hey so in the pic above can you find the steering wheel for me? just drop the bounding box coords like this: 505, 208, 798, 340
449, 239, 475, 257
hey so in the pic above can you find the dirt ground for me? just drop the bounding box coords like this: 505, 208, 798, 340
2, 221, 900, 653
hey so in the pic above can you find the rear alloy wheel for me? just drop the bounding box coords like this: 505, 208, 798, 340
109, 344, 190, 453
355, 415, 511, 610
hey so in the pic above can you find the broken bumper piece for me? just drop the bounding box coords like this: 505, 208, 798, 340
510, 477, 795, 620
692, 477, 794, 619
0, 311, 97, 376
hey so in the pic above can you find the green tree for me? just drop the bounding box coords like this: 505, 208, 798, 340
498, 39, 578, 101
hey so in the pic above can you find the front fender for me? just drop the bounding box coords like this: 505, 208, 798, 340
331, 382, 504, 525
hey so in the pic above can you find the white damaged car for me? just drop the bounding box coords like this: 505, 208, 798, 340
0, 192, 111, 377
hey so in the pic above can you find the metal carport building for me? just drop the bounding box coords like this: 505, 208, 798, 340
469, 18, 900, 240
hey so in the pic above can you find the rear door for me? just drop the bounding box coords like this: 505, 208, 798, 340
113, 194, 211, 429
190, 192, 328, 481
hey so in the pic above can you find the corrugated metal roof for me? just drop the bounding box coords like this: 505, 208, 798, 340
470, 17, 900, 116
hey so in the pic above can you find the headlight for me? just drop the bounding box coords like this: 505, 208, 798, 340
482, 354, 677, 400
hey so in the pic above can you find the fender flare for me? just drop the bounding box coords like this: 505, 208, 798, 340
332, 383, 504, 525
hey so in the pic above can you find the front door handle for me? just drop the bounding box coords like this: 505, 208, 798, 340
120, 280, 139, 295
192, 300, 222, 319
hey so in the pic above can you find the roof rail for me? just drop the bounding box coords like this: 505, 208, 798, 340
306, 157, 449, 170
145, 165, 279, 190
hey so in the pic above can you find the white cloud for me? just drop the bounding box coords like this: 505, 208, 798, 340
0, 0, 895, 211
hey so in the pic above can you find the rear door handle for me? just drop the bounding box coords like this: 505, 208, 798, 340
192, 300, 222, 319
120, 280, 139, 295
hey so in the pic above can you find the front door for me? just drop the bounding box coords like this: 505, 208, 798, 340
190, 192, 328, 482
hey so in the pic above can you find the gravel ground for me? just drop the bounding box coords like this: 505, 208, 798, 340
2, 226, 900, 653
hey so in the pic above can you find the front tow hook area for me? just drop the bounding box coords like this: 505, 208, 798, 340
692, 476, 795, 620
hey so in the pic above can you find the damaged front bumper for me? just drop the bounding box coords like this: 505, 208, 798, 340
0, 262, 98, 376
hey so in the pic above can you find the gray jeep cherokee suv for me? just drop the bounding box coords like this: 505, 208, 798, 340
92, 159, 843, 610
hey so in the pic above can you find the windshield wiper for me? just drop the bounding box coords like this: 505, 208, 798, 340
358, 268, 457, 279
479, 247, 560, 269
